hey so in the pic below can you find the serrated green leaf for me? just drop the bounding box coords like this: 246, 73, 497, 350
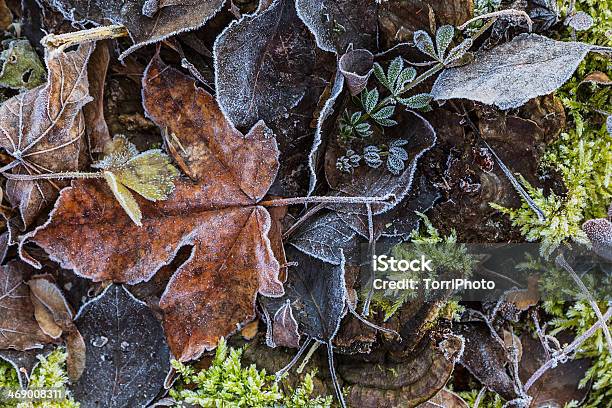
435, 25, 454, 60
373, 63, 387, 87
413, 31, 438, 60
397, 93, 432, 109
363, 88, 379, 113
387, 57, 404, 89
373, 117, 398, 127
350, 111, 362, 123
371, 105, 395, 120
443, 38, 473, 66
103, 171, 142, 227
395, 67, 417, 94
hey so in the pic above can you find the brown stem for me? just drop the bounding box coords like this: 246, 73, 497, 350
41, 25, 128, 50
260, 195, 394, 207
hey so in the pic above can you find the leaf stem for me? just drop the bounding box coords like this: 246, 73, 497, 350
260, 194, 395, 207
41, 25, 128, 50
458, 9, 533, 31
2, 171, 104, 180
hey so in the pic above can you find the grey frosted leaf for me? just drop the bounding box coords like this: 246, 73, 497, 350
373, 117, 398, 127
45, 0, 224, 59
214, 0, 315, 130
607, 115, 612, 136
435, 25, 454, 60
413, 30, 438, 60
325, 110, 436, 215
281, 247, 347, 342
386, 155, 405, 175
290, 212, 357, 265
373, 63, 387, 87
308, 71, 344, 195
389, 146, 408, 161
295, 0, 377, 53
395, 67, 417, 93
73, 285, 170, 408
566, 11, 594, 31
432, 34, 596, 110
339, 49, 374, 96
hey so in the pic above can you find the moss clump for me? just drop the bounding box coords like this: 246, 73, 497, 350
169, 338, 332, 408
0, 348, 79, 408
544, 301, 612, 408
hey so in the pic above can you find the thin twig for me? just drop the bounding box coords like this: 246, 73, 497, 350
2, 171, 103, 180
525, 306, 612, 391
260, 194, 394, 207
555, 254, 612, 354
282, 203, 326, 240
41, 25, 128, 50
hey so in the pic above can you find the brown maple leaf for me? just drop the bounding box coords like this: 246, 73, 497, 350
0, 43, 93, 228
24, 56, 284, 361
0, 261, 54, 350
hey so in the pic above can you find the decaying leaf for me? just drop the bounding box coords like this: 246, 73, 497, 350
338, 48, 374, 96
455, 322, 517, 401
73, 284, 170, 408
0, 261, 53, 350
83, 40, 111, 153
92, 135, 179, 226
44, 0, 225, 58
519, 333, 591, 407
29, 275, 73, 339
25, 56, 284, 361
417, 388, 469, 408
431, 34, 601, 110
269, 299, 301, 348
0, 345, 53, 388
0, 39, 46, 90
295, 0, 378, 53
0, 43, 93, 227
213, 0, 316, 130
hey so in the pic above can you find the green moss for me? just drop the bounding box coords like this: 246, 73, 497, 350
457, 389, 504, 408
0, 348, 79, 408
169, 338, 332, 408
543, 301, 612, 408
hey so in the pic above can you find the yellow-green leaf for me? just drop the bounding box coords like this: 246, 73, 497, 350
113, 150, 179, 201
103, 171, 142, 226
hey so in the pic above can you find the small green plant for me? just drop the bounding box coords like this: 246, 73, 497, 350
370, 213, 475, 320
0, 348, 80, 408
169, 338, 332, 408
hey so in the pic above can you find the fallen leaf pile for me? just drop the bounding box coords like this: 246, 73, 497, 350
0, 0, 610, 407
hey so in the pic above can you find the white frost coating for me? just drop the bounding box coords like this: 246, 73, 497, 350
307, 69, 344, 195
74, 283, 147, 321
213, 0, 312, 129
431, 34, 595, 110
295, 0, 336, 53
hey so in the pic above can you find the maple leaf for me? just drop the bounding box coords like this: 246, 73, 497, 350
0, 43, 94, 228
24, 55, 284, 361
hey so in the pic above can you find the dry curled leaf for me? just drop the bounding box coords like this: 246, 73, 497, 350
0, 43, 93, 227
0, 261, 54, 350
431, 34, 599, 110
44, 0, 225, 59
213, 0, 316, 130
25, 56, 284, 361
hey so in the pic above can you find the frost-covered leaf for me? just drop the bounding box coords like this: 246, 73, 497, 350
0, 39, 46, 90
93, 135, 179, 226
413, 30, 438, 60
395, 67, 417, 94
262, 298, 301, 349
28, 275, 73, 339
387, 57, 404, 88
83, 41, 111, 153
0, 261, 54, 351
295, 0, 377, 53
290, 212, 357, 265
607, 115, 612, 135
0, 43, 93, 228
431, 34, 599, 110
0, 345, 53, 388
214, 0, 315, 130
443, 39, 473, 66
307, 70, 344, 195
325, 111, 436, 215
582, 218, 612, 262
565, 11, 594, 31
44, 0, 224, 59
362, 89, 379, 114
397, 93, 432, 109
25, 56, 284, 361
371, 105, 395, 123
435, 25, 454, 60
73, 285, 170, 408
339, 48, 373, 96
